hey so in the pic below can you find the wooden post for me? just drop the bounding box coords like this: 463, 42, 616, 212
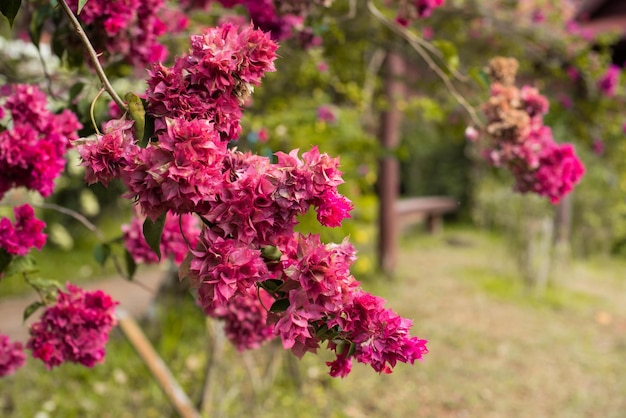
377, 51, 405, 275
554, 193, 572, 247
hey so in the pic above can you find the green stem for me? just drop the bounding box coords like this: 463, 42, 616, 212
57, 0, 126, 111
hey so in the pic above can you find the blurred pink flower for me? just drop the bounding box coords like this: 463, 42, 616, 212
0, 334, 26, 377
598, 64, 621, 97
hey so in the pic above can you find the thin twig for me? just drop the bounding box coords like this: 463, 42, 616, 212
35, 46, 58, 99
30, 202, 105, 241
367, 0, 483, 127
90, 87, 106, 135
29, 202, 155, 292
57, 0, 126, 111
241, 351, 263, 395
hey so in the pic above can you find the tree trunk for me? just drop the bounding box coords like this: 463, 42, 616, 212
377, 51, 405, 275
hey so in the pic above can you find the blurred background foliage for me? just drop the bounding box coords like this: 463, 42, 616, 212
1, 0, 625, 281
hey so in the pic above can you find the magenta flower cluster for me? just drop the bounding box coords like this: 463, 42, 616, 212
597, 64, 621, 97
187, 0, 326, 47
76, 23, 427, 377
0, 204, 47, 257
317, 105, 337, 124
388, 0, 445, 26
204, 286, 276, 351
146, 23, 277, 141
27, 284, 118, 369
0, 84, 81, 199
478, 82, 585, 203
0, 334, 26, 377
67, 0, 173, 67
122, 209, 200, 264
190, 231, 428, 377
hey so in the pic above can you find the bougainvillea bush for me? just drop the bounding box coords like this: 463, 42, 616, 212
0, 0, 434, 380
0, 0, 601, 388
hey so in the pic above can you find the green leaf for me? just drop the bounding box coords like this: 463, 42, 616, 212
258, 279, 283, 292
141, 103, 155, 148
124, 248, 137, 280
29, 4, 54, 46
125, 93, 146, 145
469, 67, 490, 90
27, 277, 61, 293
432, 40, 459, 74
315, 323, 330, 339
260, 246, 282, 262
51, 29, 66, 61
346, 341, 356, 357
77, 0, 89, 15
0, 0, 21, 27
68, 82, 85, 103
23, 301, 44, 322
93, 243, 111, 266
143, 212, 166, 260
269, 298, 290, 313
0, 249, 12, 275
335, 340, 347, 356
5, 255, 38, 277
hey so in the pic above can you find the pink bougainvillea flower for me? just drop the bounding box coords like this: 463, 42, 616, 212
598, 64, 621, 97
317, 105, 337, 123
27, 284, 118, 369
0, 204, 47, 256
592, 138, 605, 156
474, 58, 584, 203
76, 119, 138, 187
390, 0, 445, 26
0, 334, 26, 377
145, 23, 277, 141
0, 84, 81, 199
204, 286, 275, 351
66, 0, 172, 68
190, 230, 270, 309
122, 209, 200, 264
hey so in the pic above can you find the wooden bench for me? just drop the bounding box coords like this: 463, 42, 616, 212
395, 196, 459, 234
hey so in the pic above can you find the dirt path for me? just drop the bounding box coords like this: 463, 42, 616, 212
0, 268, 168, 341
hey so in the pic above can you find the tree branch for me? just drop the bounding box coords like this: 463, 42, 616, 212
367, 0, 483, 127
57, 0, 126, 111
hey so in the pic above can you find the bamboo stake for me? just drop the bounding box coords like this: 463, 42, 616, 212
116, 308, 200, 418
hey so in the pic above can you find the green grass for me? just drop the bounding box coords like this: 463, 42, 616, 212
2, 227, 626, 417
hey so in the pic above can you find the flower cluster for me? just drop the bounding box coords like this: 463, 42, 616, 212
77, 23, 427, 377
0, 334, 26, 377
123, 209, 200, 264
191, 232, 428, 376
27, 284, 118, 369
0, 84, 81, 199
388, 0, 445, 26
470, 57, 585, 203
188, 0, 330, 47
317, 105, 337, 124
597, 64, 621, 97
146, 23, 278, 141
0, 204, 47, 257
204, 286, 275, 351
66, 0, 173, 68
327, 291, 428, 377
